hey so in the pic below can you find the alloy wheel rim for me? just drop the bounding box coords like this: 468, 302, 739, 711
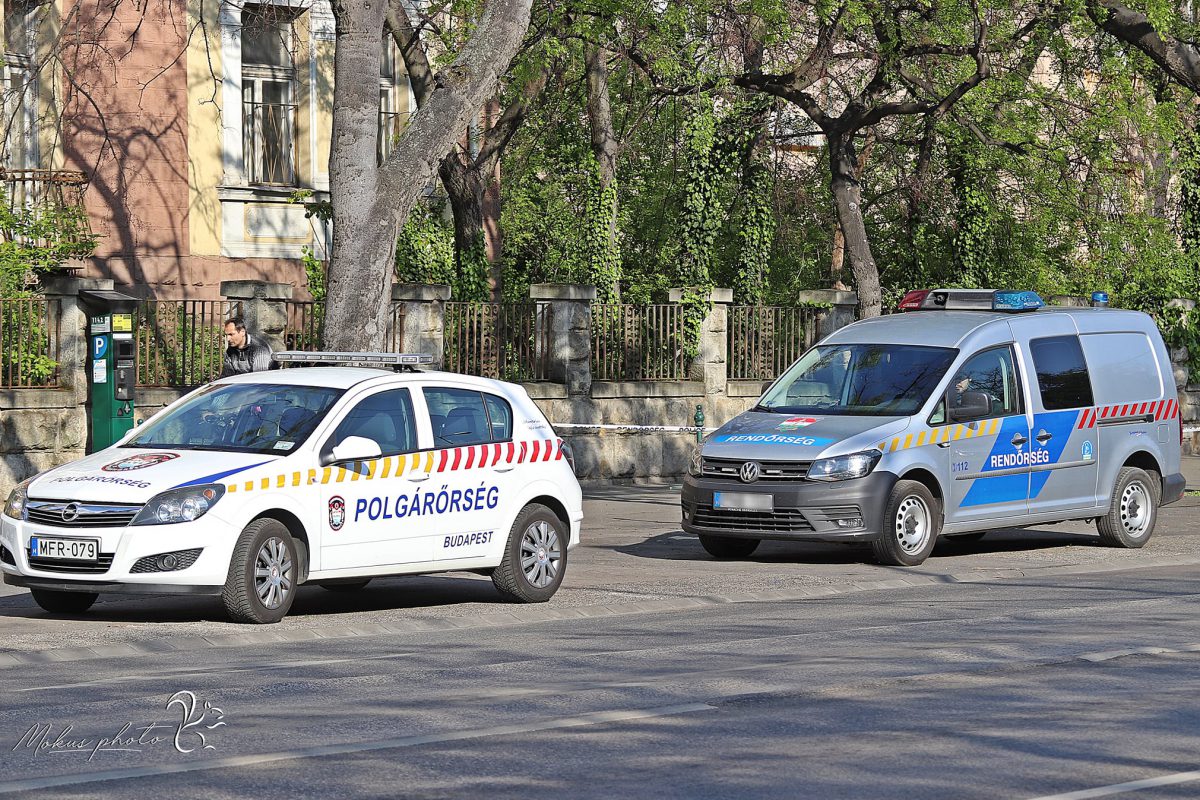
254, 536, 293, 610
894, 496, 931, 555
1120, 481, 1151, 538
520, 520, 561, 588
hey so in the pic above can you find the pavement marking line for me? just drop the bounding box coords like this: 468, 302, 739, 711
1024, 770, 1200, 799
0, 702, 715, 794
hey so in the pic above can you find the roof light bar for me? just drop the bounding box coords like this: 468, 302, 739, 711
913, 288, 1045, 313
274, 351, 434, 366
897, 289, 931, 312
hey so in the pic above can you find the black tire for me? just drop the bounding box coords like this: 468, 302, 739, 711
698, 534, 761, 559
30, 588, 97, 614
1097, 466, 1160, 548
492, 504, 567, 603
319, 579, 371, 592
222, 518, 299, 624
872, 480, 941, 566
947, 531, 988, 542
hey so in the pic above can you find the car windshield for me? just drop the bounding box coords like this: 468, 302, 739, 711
124, 383, 344, 454
758, 343, 957, 416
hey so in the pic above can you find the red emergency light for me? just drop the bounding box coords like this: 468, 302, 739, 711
897, 289, 930, 311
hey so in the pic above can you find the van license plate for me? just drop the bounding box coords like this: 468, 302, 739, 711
713, 492, 773, 513
30, 537, 98, 562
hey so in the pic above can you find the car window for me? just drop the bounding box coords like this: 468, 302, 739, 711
327, 389, 416, 457
760, 344, 957, 416
948, 346, 1022, 419
124, 383, 343, 454
425, 388, 492, 446
1030, 335, 1095, 410
484, 394, 513, 441
1079, 332, 1162, 405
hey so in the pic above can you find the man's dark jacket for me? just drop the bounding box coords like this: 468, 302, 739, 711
220, 334, 274, 377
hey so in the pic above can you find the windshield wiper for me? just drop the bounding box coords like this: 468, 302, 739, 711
750, 404, 779, 413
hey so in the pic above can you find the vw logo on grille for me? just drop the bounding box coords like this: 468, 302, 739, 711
739, 461, 760, 483
61, 503, 80, 523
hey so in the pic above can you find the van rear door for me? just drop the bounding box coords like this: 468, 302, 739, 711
1024, 331, 1101, 515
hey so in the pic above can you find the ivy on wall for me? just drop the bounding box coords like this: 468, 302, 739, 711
732, 159, 776, 305
583, 158, 621, 303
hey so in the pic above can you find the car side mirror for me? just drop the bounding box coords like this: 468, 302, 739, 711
324, 435, 382, 465
949, 391, 991, 422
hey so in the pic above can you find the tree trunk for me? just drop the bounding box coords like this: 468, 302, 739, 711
828, 131, 882, 318
585, 43, 620, 301
324, 0, 534, 351
440, 158, 489, 294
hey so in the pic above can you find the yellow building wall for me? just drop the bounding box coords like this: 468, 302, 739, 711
186, 0, 224, 257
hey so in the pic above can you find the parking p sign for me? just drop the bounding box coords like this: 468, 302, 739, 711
92, 335, 108, 360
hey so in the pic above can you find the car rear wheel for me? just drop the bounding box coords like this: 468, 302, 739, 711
30, 588, 97, 615
872, 480, 941, 566
1097, 466, 1159, 548
222, 518, 298, 624
698, 534, 760, 559
492, 504, 567, 603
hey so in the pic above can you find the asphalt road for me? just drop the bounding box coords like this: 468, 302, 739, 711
0, 489, 1197, 799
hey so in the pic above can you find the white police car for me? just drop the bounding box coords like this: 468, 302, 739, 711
1, 353, 583, 623
683, 290, 1185, 566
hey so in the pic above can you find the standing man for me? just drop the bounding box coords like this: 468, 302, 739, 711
220, 316, 274, 377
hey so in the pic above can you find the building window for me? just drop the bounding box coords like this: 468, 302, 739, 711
2, 0, 39, 169
242, 6, 296, 186
378, 34, 410, 163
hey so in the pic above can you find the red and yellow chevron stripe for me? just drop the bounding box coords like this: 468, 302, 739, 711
1077, 400, 1178, 429
225, 438, 565, 494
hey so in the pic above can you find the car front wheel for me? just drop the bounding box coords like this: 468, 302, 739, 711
222, 518, 299, 624
872, 480, 941, 566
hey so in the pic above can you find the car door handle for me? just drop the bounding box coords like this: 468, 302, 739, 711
1011, 433, 1028, 446
493, 464, 515, 473
1035, 430, 1052, 443
409, 472, 431, 482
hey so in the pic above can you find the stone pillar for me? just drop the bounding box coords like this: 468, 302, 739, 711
796, 289, 859, 339
530, 283, 595, 396
392, 283, 451, 368
220, 280, 294, 354
668, 287, 732, 398
40, 275, 114, 400
1167, 299, 1195, 395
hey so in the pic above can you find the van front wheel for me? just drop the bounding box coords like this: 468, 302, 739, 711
872, 481, 941, 566
1097, 467, 1159, 548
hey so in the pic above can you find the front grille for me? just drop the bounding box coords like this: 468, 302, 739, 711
0, 544, 13, 566
702, 458, 810, 482
27, 549, 115, 575
131, 548, 202, 573
691, 503, 815, 533
26, 500, 141, 528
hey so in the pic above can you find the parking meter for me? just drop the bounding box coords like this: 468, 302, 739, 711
78, 290, 140, 452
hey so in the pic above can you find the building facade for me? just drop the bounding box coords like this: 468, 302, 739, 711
1, 0, 413, 299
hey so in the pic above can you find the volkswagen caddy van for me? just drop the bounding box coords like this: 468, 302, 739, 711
682, 290, 1185, 566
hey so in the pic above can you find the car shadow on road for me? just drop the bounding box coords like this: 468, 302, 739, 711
0, 573, 516, 624
612, 527, 1105, 564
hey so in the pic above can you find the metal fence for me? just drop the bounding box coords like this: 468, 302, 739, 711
282, 302, 407, 352
0, 297, 60, 388
727, 305, 820, 381
591, 304, 688, 381
443, 302, 552, 381
137, 300, 239, 387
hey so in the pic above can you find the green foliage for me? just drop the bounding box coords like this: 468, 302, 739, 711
0, 194, 97, 298
732, 160, 776, 304
300, 246, 326, 303
583, 160, 621, 303
395, 204, 456, 287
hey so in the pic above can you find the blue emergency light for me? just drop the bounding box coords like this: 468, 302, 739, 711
1091, 291, 1109, 307
991, 290, 1044, 311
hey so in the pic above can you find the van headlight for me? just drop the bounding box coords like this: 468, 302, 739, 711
688, 450, 703, 478
808, 450, 882, 482
131, 484, 226, 526
3, 477, 33, 521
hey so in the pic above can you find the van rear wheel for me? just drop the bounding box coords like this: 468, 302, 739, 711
698, 534, 760, 559
1097, 467, 1159, 548
872, 480, 941, 566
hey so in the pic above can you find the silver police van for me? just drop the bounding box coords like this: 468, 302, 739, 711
682, 289, 1185, 566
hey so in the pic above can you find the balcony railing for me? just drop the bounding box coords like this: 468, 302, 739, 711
0, 169, 92, 251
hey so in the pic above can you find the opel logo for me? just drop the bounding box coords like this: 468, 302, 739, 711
61, 503, 80, 523
739, 461, 760, 483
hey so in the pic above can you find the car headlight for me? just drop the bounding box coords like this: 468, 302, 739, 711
131, 484, 226, 526
3, 477, 33, 521
808, 449, 882, 482
688, 449, 703, 478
